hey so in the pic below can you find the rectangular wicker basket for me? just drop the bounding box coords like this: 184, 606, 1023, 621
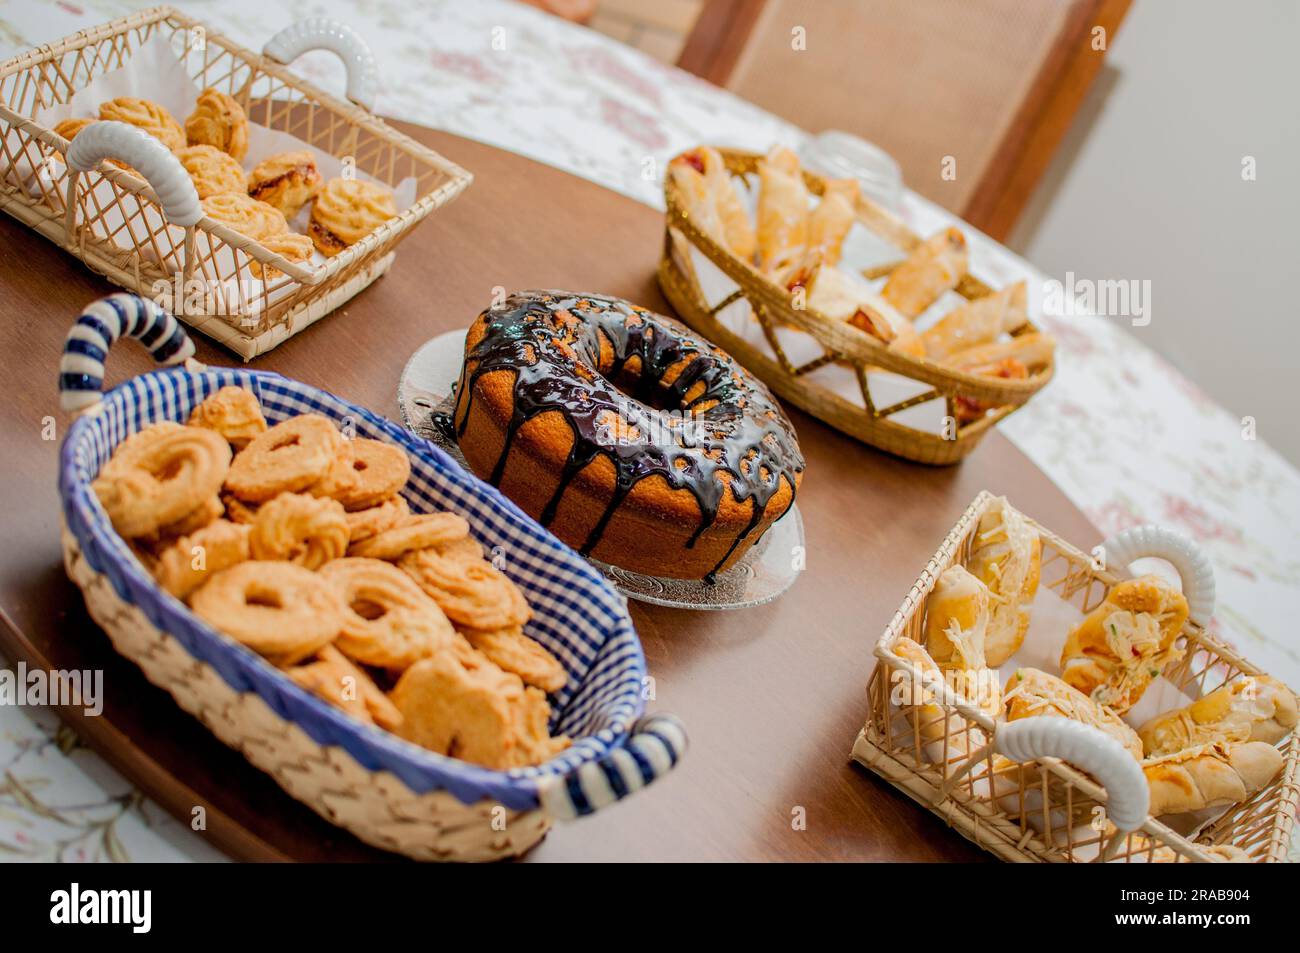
0, 6, 471, 359
853, 491, 1299, 862
659, 148, 1053, 465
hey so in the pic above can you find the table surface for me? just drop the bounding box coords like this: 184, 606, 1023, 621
0, 125, 1104, 862
1, 0, 1296, 863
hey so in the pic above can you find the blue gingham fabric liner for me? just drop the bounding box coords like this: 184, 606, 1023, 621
60, 364, 648, 811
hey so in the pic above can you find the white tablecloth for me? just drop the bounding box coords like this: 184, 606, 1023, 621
1, 0, 1296, 862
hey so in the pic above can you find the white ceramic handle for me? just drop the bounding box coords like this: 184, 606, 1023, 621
65, 121, 202, 227
996, 717, 1149, 832
1102, 524, 1215, 628
263, 18, 378, 112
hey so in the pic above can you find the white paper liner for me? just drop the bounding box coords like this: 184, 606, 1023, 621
6, 34, 416, 322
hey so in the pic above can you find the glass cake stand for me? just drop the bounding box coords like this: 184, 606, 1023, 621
397, 330, 805, 610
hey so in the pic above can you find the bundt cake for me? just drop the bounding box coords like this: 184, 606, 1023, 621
452, 290, 804, 581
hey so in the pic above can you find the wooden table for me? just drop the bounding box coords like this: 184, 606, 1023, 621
0, 124, 1098, 862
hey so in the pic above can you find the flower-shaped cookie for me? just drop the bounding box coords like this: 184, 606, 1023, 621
184, 88, 249, 161
98, 97, 185, 151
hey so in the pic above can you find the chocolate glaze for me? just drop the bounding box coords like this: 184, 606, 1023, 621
455, 290, 804, 582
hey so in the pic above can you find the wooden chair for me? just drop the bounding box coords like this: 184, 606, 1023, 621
678, 0, 1129, 240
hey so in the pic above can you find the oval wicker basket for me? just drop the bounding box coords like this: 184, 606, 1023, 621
57, 294, 686, 861
659, 147, 1054, 465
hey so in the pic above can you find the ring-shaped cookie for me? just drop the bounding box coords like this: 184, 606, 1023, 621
347, 513, 469, 560
225, 415, 342, 502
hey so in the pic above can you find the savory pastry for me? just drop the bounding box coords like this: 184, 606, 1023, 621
187, 386, 268, 448
783, 258, 923, 357
755, 146, 809, 274
890, 638, 989, 758
921, 281, 1029, 360
1138, 676, 1298, 757
1144, 741, 1284, 816
309, 177, 396, 257
174, 144, 247, 199
184, 87, 249, 161
452, 290, 805, 580
288, 645, 403, 730
1122, 830, 1252, 863
964, 496, 1041, 667
201, 192, 289, 244
944, 332, 1055, 374
1060, 575, 1189, 714
97, 97, 185, 152
251, 231, 314, 280
668, 146, 756, 260
806, 177, 858, 266
1002, 667, 1144, 761
881, 227, 967, 319
247, 150, 323, 218
389, 648, 569, 770
922, 565, 1001, 717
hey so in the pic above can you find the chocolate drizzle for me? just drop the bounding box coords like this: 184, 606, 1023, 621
456, 290, 804, 582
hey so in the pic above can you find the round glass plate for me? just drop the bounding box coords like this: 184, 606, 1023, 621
397, 331, 805, 610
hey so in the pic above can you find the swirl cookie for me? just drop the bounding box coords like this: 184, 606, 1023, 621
288, 645, 402, 729
190, 561, 343, 664
333, 438, 410, 511
252, 231, 314, 280
184, 88, 249, 161
248, 150, 322, 218
319, 557, 461, 670
201, 192, 288, 244
461, 625, 566, 693
148, 494, 224, 543
188, 386, 268, 449
175, 144, 247, 200
389, 650, 568, 769
345, 495, 409, 543
98, 97, 185, 152
348, 513, 469, 560
93, 422, 232, 538
249, 492, 349, 570
151, 518, 251, 599
398, 539, 530, 631
309, 177, 396, 257
225, 414, 344, 502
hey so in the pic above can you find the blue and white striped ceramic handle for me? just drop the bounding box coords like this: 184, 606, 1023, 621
538, 713, 687, 821
60, 293, 195, 413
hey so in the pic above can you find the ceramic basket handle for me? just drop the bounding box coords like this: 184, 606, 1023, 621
537, 713, 687, 821
995, 717, 1149, 834
60, 293, 195, 413
263, 18, 379, 112
1102, 524, 1216, 628
64, 121, 202, 227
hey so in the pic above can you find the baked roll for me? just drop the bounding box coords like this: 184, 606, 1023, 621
248, 150, 323, 219
784, 258, 923, 357
755, 146, 809, 275
921, 281, 1028, 360
891, 638, 989, 755
1144, 741, 1283, 816
965, 496, 1040, 667
944, 332, 1055, 374
1060, 575, 1189, 714
922, 565, 1001, 717
668, 147, 756, 261
881, 227, 967, 319
806, 177, 858, 267
1137, 675, 1298, 757
1002, 667, 1143, 761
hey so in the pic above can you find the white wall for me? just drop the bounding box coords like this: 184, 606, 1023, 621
1010, 0, 1300, 465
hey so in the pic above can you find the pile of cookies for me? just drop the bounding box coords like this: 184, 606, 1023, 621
91, 386, 569, 770
53, 90, 397, 273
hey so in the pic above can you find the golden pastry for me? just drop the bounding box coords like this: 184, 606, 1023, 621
201, 192, 288, 244
187, 386, 268, 449
288, 645, 403, 730
755, 146, 809, 275
309, 177, 397, 257
252, 231, 315, 280
881, 227, 968, 319
97, 97, 185, 152
247, 150, 322, 218
1138, 676, 1298, 757
52, 117, 95, 142
174, 144, 247, 200
184, 88, 249, 161
668, 146, 756, 260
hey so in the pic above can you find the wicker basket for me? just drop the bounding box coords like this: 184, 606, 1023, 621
0, 6, 471, 360
853, 491, 1298, 862
57, 293, 686, 861
659, 148, 1053, 465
